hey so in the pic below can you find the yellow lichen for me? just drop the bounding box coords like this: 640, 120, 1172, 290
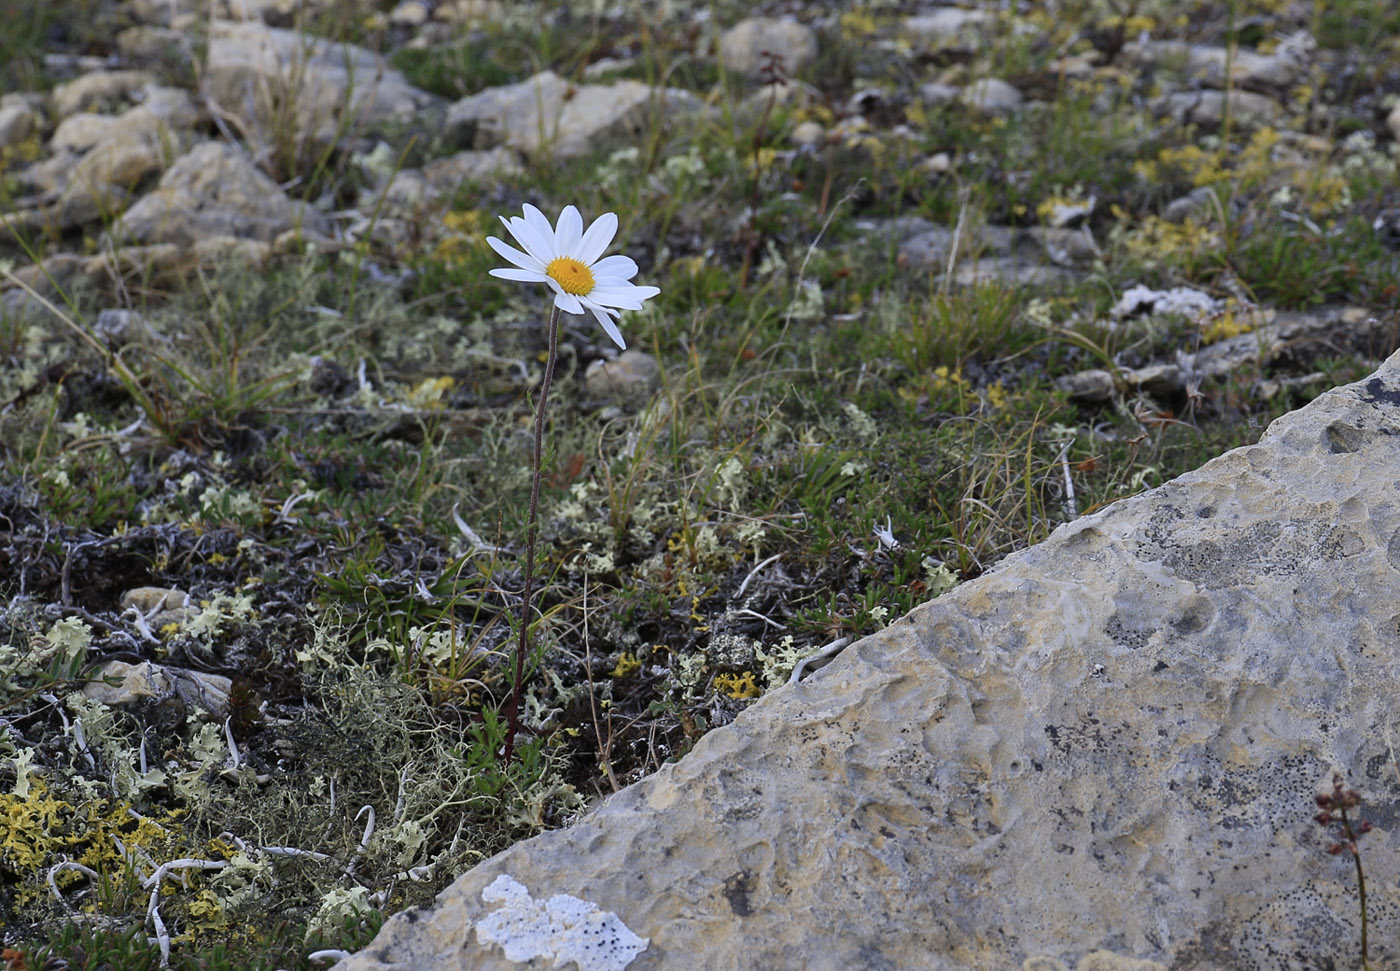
714, 672, 761, 700
608, 652, 641, 679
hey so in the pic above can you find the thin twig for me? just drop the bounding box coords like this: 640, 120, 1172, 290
735, 553, 782, 600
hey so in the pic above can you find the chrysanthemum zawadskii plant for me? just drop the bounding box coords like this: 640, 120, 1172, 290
486, 204, 659, 764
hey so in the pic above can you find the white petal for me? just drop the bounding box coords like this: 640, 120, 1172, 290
486, 235, 545, 272
521, 204, 560, 258
555, 205, 583, 255
586, 287, 649, 310
552, 290, 585, 315
590, 284, 659, 309
576, 212, 618, 264
589, 305, 626, 349
589, 254, 638, 280
506, 213, 555, 266
489, 268, 549, 283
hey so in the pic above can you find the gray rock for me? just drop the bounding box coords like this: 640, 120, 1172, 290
422, 147, 522, 192
917, 81, 960, 106
51, 70, 156, 118
113, 140, 329, 246
959, 77, 1023, 114
83, 660, 232, 716
1055, 368, 1115, 403
0, 101, 40, 149
50, 113, 127, 154
58, 105, 188, 189
127, 0, 200, 27
955, 257, 1072, 288
1026, 226, 1100, 267
899, 224, 1015, 268
717, 17, 818, 78
390, 0, 429, 26
1387, 101, 1400, 144
116, 26, 196, 69
204, 20, 440, 150
46, 89, 196, 202
0, 181, 132, 237
434, 0, 504, 24
1151, 88, 1281, 129
336, 351, 1400, 971
1123, 32, 1314, 92
1162, 186, 1220, 223
446, 71, 700, 160
585, 350, 661, 400
904, 7, 993, 53
14, 92, 199, 233
789, 120, 825, 147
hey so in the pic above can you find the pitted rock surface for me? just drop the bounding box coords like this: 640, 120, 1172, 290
334, 360, 1400, 968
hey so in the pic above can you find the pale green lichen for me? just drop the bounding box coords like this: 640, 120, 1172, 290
755, 634, 814, 685
183, 592, 258, 641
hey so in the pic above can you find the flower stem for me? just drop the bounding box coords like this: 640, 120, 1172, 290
503, 305, 561, 766
1344, 807, 1371, 970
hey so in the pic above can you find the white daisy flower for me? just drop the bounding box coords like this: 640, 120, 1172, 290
486, 204, 660, 349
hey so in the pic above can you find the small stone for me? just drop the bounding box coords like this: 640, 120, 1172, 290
903, 8, 992, 52
51, 70, 156, 118
446, 71, 701, 160
1126, 363, 1183, 400
83, 660, 171, 706
434, 0, 502, 23
717, 17, 818, 78
1123, 34, 1313, 92
1056, 368, 1116, 403
917, 82, 960, 106
121, 586, 192, 615
1026, 226, 1100, 267
422, 147, 523, 192
959, 78, 1023, 114
789, 120, 825, 147
50, 113, 123, 154
1163, 186, 1219, 224
585, 350, 661, 400
1150, 89, 1280, 130
1387, 101, 1400, 144
116, 26, 194, 69
922, 152, 951, 174
82, 660, 233, 716
0, 103, 38, 149
390, 0, 429, 26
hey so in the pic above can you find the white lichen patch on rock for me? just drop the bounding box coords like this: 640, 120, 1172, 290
475, 874, 648, 971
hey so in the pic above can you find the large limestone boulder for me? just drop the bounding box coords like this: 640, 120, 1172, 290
335, 352, 1400, 970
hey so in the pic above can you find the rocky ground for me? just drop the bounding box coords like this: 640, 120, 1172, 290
2, 0, 1400, 967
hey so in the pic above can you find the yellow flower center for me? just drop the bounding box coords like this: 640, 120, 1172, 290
547, 256, 595, 296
